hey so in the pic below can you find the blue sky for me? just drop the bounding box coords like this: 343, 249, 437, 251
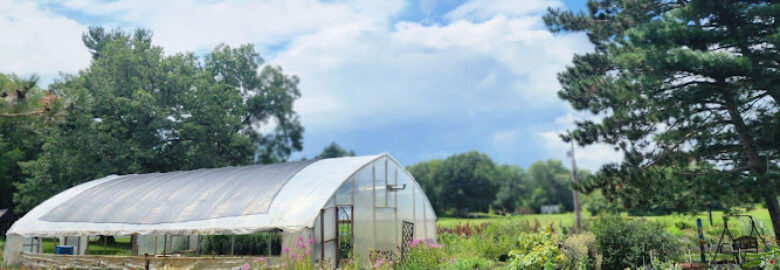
0, 0, 622, 170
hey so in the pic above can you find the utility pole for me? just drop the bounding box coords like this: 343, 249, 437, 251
567, 140, 581, 233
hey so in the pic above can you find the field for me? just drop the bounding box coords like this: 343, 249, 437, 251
437, 209, 774, 237
433, 209, 777, 269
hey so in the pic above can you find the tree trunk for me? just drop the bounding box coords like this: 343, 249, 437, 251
765, 194, 780, 241
725, 97, 780, 240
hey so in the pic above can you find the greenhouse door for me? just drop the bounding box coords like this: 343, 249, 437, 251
320, 207, 338, 268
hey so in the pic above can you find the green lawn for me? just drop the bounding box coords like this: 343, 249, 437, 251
436, 208, 775, 239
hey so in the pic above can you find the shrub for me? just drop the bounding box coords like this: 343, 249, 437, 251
563, 232, 601, 270
508, 228, 567, 270
398, 239, 447, 270
591, 215, 678, 270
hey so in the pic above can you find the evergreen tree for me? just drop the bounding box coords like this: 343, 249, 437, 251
545, 0, 779, 239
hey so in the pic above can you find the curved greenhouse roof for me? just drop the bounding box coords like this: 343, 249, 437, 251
9, 153, 428, 237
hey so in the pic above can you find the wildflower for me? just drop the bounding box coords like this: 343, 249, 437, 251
290, 252, 297, 260
770, 259, 775, 265
254, 257, 265, 263
282, 247, 290, 253
307, 238, 314, 245
241, 263, 250, 270
296, 240, 303, 248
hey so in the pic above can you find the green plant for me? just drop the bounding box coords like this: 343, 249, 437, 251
398, 239, 446, 270
508, 228, 566, 270
591, 215, 679, 270
563, 232, 601, 270
758, 244, 779, 270
448, 257, 492, 269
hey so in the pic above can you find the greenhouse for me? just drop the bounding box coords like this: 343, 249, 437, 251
3, 154, 437, 269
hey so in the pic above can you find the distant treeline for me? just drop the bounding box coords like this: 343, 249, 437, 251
406, 151, 595, 216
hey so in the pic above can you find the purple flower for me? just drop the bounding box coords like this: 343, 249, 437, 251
282, 247, 290, 253
241, 263, 250, 270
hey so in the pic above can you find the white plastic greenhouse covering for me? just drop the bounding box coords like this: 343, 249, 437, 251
4, 153, 438, 267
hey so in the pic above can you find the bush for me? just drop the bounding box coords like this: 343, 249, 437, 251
508, 228, 567, 270
591, 215, 678, 270
563, 232, 601, 270
397, 239, 447, 270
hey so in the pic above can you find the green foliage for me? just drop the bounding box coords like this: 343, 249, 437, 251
447, 257, 492, 270
562, 232, 601, 270
199, 233, 280, 256
408, 151, 591, 215
398, 240, 446, 270
545, 0, 779, 237
590, 215, 678, 270
0, 74, 59, 212
12, 27, 304, 214
508, 228, 567, 270
314, 142, 356, 159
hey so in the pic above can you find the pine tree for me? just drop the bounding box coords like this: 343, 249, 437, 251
545, 0, 779, 239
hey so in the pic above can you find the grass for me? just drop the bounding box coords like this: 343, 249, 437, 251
39, 236, 132, 256
436, 208, 775, 262
437, 209, 773, 237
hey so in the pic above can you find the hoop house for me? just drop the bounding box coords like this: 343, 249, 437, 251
3, 154, 437, 269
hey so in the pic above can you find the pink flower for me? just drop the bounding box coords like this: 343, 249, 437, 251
282, 247, 290, 253
304, 250, 310, 256
296, 240, 303, 248
290, 253, 297, 260
241, 263, 250, 270
253, 257, 265, 263
307, 238, 314, 245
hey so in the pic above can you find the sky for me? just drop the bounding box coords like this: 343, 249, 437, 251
0, 0, 623, 171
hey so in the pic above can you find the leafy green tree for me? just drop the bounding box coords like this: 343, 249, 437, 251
545, 1, 779, 238
314, 142, 356, 159
13, 27, 304, 213
432, 151, 500, 214
528, 160, 575, 212
492, 164, 527, 213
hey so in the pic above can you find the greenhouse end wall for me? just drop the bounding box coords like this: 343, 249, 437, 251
313, 155, 437, 264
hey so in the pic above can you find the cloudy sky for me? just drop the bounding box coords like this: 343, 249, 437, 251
0, 0, 622, 170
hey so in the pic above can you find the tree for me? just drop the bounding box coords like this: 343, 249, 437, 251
545, 1, 779, 239
13, 27, 304, 213
0, 74, 64, 213
528, 160, 576, 212
492, 164, 527, 213
314, 142, 356, 159
431, 151, 499, 214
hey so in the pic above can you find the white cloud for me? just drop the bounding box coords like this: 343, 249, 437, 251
537, 112, 623, 171
49, 0, 406, 54
272, 1, 590, 132
445, 0, 563, 22
0, 1, 90, 81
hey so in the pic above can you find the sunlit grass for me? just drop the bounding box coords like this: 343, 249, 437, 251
436, 208, 774, 239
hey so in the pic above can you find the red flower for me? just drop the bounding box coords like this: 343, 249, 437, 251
769, 259, 774, 265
